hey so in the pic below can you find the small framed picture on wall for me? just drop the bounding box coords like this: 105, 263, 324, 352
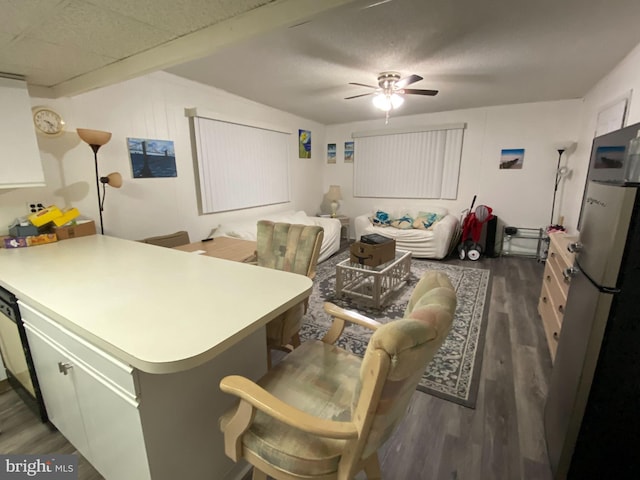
499, 148, 524, 169
127, 138, 177, 178
299, 129, 311, 158
327, 143, 336, 164
344, 141, 354, 163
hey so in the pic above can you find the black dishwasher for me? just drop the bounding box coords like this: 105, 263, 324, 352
0, 285, 48, 422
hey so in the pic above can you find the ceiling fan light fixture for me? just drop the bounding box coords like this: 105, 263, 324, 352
372, 93, 392, 111
372, 92, 404, 112
390, 93, 404, 109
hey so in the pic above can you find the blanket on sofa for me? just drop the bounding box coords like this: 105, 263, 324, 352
212, 210, 341, 263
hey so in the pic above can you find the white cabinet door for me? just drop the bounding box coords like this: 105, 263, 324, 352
23, 310, 151, 480
74, 366, 150, 479
0, 77, 45, 188
23, 324, 90, 457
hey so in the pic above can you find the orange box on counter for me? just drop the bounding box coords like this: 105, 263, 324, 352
54, 220, 96, 240
3, 233, 58, 249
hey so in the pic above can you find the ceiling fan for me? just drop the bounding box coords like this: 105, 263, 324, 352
345, 72, 438, 122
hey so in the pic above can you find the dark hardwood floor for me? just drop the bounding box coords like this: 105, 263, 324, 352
0, 253, 552, 480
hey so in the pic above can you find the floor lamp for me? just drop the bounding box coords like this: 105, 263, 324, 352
550, 142, 576, 227
77, 128, 114, 235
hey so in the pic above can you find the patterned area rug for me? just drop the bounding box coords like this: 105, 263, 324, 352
300, 251, 491, 408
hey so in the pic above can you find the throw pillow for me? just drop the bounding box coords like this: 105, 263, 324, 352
390, 214, 414, 229
413, 212, 443, 230
369, 210, 391, 227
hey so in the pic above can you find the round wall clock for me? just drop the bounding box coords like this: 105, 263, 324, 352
32, 107, 65, 136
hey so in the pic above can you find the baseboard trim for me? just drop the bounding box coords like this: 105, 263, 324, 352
0, 378, 11, 394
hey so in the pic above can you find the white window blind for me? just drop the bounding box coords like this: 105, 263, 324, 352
189, 113, 290, 214
353, 124, 465, 199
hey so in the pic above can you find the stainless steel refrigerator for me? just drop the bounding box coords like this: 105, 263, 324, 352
545, 180, 640, 479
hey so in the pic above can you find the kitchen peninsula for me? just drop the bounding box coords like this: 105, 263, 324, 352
0, 235, 312, 480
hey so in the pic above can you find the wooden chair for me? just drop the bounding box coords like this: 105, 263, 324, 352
219, 270, 457, 480
255, 220, 324, 368
141, 230, 190, 248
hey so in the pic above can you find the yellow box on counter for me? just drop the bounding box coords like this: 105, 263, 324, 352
3, 233, 58, 249
28, 205, 62, 227
54, 220, 96, 240
52, 207, 80, 227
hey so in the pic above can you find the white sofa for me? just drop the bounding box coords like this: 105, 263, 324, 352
212, 210, 341, 263
354, 206, 460, 259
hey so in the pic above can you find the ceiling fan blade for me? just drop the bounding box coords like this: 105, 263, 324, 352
395, 74, 423, 89
403, 88, 439, 96
345, 92, 375, 100
349, 82, 377, 89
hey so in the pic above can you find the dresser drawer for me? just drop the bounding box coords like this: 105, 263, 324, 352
545, 248, 572, 299
541, 266, 568, 319
538, 282, 562, 360
19, 301, 138, 399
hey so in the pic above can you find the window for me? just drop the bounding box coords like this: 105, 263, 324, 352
188, 110, 291, 214
353, 123, 465, 199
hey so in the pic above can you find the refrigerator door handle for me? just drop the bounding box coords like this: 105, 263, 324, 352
575, 259, 621, 294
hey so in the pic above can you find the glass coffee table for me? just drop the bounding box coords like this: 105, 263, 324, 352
335, 250, 412, 309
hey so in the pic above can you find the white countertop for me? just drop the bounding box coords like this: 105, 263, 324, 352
0, 235, 312, 374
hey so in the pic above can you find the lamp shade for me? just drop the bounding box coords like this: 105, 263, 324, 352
389, 93, 404, 109
77, 128, 112, 146
100, 172, 123, 188
372, 94, 392, 111
327, 185, 342, 201
553, 141, 577, 153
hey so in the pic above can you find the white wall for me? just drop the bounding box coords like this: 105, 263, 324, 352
7, 39, 640, 242
325, 100, 582, 232
562, 42, 640, 233
0, 72, 326, 240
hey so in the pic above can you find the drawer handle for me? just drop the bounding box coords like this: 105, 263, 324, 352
58, 362, 73, 375
558, 305, 564, 314
553, 331, 559, 340
563, 266, 579, 281
550, 252, 556, 258
542, 296, 548, 303
546, 275, 551, 282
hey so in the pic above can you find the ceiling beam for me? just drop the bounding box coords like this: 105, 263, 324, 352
50, 0, 358, 98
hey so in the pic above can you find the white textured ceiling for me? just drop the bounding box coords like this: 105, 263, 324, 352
3, 0, 640, 125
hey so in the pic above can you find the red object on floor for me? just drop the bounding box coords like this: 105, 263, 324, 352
461, 205, 494, 244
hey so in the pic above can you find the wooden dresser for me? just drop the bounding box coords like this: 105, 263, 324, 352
538, 232, 577, 362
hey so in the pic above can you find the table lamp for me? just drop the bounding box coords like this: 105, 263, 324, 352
327, 185, 343, 218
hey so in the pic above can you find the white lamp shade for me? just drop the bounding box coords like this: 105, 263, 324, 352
103, 172, 123, 188
390, 93, 404, 109
553, 141, 577, 152
327, 185, 342, 201
77, 128, 112, 146
372, 94, 392, 111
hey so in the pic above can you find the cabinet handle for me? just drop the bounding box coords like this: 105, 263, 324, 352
542, 296, 548, 303
58, 362, 73, 375
550, 252, 556, 258
558, 305, 564, 314
553, 331, 559, 340
546, 275, 551, 282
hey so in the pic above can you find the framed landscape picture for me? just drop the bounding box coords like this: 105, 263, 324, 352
344, 141, 354, 163
499, 148, 524, 169
327, 143, 336, 164
127, 138, 177, 178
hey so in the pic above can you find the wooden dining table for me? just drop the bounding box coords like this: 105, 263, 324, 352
173, 236, 257, 262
